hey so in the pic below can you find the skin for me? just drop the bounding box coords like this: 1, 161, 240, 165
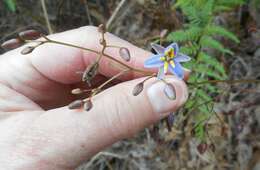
0, 26, 188, 170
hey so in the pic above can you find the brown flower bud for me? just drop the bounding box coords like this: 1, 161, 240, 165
98, 24, 106, 33
197, 143, 208, 154
1, 38, 22, 49
132, 82, 144, 96
119, 47, 131, 62
84, 99, 93, 111
19, 29, 42, 40
71, 88, 83, 95
164, 83, 176, 100
68, 100, 84, 109
21, 46, 35, 55
82, 62, 99, 86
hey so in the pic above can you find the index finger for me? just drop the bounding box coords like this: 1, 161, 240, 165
28, 26, 152, 84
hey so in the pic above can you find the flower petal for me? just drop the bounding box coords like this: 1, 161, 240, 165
151, 43, 165, 54
157, 66, 165, 79
169, 62, 184, 79
165, 43, 179, 55
144, 54, 164, 68
175, 53, 191, 62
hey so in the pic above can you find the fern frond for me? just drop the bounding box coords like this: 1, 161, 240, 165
195, 64, 223, 80
197, 89, 212, 101
205, 25, 240, 43
200, 36, 233, 55
216, 0, 245, 8
198, 52, 227, 76
167, 27, 202, 42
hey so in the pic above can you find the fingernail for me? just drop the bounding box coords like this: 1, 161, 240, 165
147, 77, 187, 116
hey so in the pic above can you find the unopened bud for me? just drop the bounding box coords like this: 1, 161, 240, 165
84, 99, 93, 111
71, 88, 83, 95
82, 62, 99, 86
1, 38, 22, 49
68, 100, 84, 109
119, 47, 131, 62
19, 29, 41, 40
164, 83, 176, 100
21, 46, 35, 55
132, 82, 144, 96
98, 24, 106, 33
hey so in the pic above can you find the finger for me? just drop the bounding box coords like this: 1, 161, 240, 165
14, 76, 188, 169
18, 26, 189, 84
28, 26, 153, 84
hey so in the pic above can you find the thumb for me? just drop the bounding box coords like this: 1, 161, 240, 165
17, 76, 188, 169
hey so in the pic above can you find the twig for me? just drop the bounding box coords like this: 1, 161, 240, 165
40, 0, 53, 34
106, 0, 127, 30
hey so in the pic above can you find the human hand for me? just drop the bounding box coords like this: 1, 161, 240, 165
0, 26, 188, 170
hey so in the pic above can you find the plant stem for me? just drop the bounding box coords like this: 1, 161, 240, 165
97, 69, 130, 91
40, 36, 153, 75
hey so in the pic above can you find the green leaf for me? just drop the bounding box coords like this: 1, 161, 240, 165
4, 0, 16, 12
205, 84, 218, 93
197, 89, 212, 101
198, 52, 227, 77
166, 27, 202, 42
205, 25, 240, 43
194, 64, 223, 80
180, 44, 199, 55
216, 0, 245, 8
167, 30, 188, 42
200, 36, 233, 55
195, 123, 205, 141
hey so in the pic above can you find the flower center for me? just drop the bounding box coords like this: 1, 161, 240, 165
160, 48, 175, 61
165, 48, 175, 61
159, 48, 176, 73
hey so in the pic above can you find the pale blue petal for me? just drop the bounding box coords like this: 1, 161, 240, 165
157, 66, 165, 79
169, 62, 184, 79
151, 43, 165, 54
175, 53, 191, 62
144, 54, 164, 68
165, 43, 179, 55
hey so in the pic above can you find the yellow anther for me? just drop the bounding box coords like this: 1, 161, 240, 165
164, 62, 169, 73
160, 57, 165, 61
170, 60, 175, 68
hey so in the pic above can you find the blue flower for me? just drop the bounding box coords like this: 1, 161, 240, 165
144, 43, 191, 79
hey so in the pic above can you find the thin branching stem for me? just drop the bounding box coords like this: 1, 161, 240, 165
97, 69, 130, 91
28, 36, 260, 86
39, 36, 153, 75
